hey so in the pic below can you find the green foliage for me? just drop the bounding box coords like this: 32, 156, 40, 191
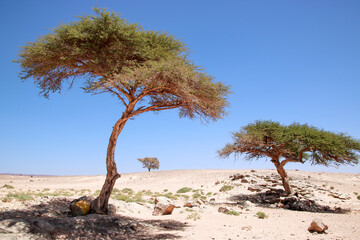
1, 184, 14, 189
143, 190, 153, 196
177, 187, 192, 193
219, 120, 360, 167
192, 193, 202, 199
111, 190, 146, 203
219, 185, 234, 192
181, 194, 190, 200
6, 192, 34, 201
16, 8, 230, 122
164, 192, 178, 200
225, 210, 240, 216
121, 188, 134, 195
358, 195, 360, 200
256, 211, 268, 219
137, 157, 160, 172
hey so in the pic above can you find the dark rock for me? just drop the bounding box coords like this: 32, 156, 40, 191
230, 174, 245, 181
108, 204, 116, 214
218, 207, 230, 213
248, 187, 261, 192
241, 179, 249, 183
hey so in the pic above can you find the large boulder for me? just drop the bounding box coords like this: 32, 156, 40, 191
70, 196, 93, 216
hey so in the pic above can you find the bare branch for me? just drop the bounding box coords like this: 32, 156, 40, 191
109, 81, 133, 102
105, 87, 128, 107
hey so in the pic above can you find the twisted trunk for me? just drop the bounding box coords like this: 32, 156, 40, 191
91, 108, 133, 214
272, 159, 294, 196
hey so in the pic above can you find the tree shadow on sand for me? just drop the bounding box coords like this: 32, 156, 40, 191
229, 189, 349, 214
0, 198, 186, 240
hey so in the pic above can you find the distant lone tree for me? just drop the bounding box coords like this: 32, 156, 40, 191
218, 120, 360, 195
16, 8, 230, 214
138, 157, 160, 172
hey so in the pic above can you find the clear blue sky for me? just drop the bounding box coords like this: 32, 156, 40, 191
1, 0, 359, 175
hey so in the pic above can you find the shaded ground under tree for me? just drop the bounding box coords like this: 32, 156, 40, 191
0, 198, 186, 239
229, 189, 349, 214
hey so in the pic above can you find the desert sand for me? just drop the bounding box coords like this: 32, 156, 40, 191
1, 169, 360, 239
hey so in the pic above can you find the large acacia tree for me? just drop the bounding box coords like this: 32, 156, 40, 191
16, 9, 231, 214
218, 120, 360, 195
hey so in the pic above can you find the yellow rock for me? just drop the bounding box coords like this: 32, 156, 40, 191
72, 200, 91, 216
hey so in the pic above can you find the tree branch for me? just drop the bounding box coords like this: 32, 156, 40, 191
109, 81, 133, 102
130, 103, 183, 117
105, 87, 128, 107
280, 158, 303, 168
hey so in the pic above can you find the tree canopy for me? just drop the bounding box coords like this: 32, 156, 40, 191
16, 8, 231, 214
219, 120, 360, 194
16, 8, 230, 122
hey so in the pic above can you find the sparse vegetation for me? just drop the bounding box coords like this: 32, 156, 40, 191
256, 211, 268, 219
225, 210, 240, 216
177, 187, 192, 193
357, 195, 360, 200
354, 192, 358, 195
187, 212, 201, 221
6, 192, 34, 201
92, 190, 101, 197
181, 194, 190, 200
330, 186, 335, 190
192, 193, 202, 199
121, 188, 134, 195
111, 190, 147, 203
1, 184, 14, 189
2, 197, 12, 202
219, 185, 234, 192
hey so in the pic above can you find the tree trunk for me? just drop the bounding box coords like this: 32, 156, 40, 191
273, 161, 294, 196
91, 112, 130, 214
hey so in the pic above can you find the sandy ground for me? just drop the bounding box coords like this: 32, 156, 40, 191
1, 169, 360, 239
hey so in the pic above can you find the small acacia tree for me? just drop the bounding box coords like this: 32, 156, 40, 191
16, 8, 231, 214
137, 157, 160, 172
218, 120, 360, 195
